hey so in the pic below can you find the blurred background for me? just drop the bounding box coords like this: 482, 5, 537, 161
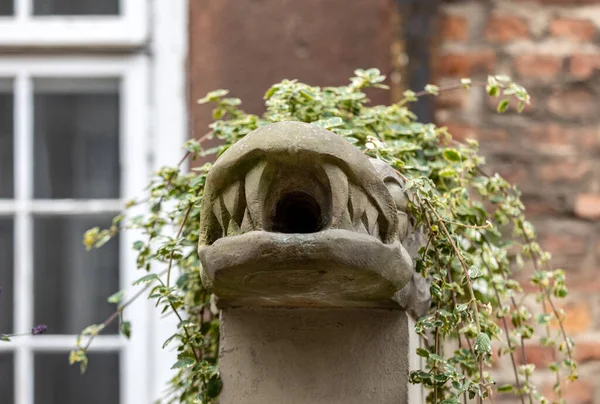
0, 0, 599, 403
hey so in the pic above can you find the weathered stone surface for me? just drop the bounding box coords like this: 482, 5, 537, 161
198, 121, 429, 309
218, 307, 413, 404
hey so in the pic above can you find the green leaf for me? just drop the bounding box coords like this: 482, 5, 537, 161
206, 374, 223, 398
171, 357, 196, 370
107, 290, 125, 304
416, 348, 430, 358
497, 384, 514, 392
438, 167, 457, 178
474, 332, 492, 359
0, 335, 10, 342
132, 241, 145, 251
468, 266, 483, 279
424, 84, 439, 96
442, 148, 461, 163
133, 273, 159, 286
120, 321, 131, 339
537, 313, 553, 325
487, 85, 499, 97
313, 117, 343, 129
69, 349, 89, 374
497, 99, 510, 113
197, 89, 228, 104
162, 333, 181, 349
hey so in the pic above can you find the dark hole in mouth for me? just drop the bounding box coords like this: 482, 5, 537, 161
271, 191, 323, 233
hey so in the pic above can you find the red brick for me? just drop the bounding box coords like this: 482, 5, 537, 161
490, 162, 529, 184
440, 14, 468, 41
438, 51, 496, 78
525, 124, 600, 153
441, 122, 479, 141
485, 15, 529, 43
574, 341, 600, 363
551, 299, 592, 335
550, 18, 597, 41
570, 54, 600, 79
516, 344, 556, 367
524, 198, 562, 216
574, 193, 600, 219
514, 54, 563, 80
528, 0, 600, 4
435, 88, 468, 109
537, 160, 591, 182
542, 379, 593, 404
539, 231, 588, 258
546, 88, 595, 119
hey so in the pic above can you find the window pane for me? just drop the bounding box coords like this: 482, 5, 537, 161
0, 0, 13, 16
34, 215, 119, 335
0, 219, 14, 334
33, 78, 120, 199
0, 79, 13, 199
0, 354, 14, 403
35, 352, 119, 404
33, 0, 119, 16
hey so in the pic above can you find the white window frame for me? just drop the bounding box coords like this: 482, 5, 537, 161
0, 0, 147, 48
0, 55, 153, 404
147, 0, 188, 399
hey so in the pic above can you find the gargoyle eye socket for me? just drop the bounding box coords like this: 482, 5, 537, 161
384, 180, 409, 212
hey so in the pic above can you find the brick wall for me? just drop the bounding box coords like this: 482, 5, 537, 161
437, 1, 600, 402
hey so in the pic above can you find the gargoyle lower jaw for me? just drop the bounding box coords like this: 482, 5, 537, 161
198, 229, 413, 308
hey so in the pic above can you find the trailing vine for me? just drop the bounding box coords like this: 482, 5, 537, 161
59, 69, 577, 403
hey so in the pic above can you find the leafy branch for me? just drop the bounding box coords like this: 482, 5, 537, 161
72, 69, 574, 404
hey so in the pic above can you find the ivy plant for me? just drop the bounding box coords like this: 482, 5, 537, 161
63, 69, 576, 403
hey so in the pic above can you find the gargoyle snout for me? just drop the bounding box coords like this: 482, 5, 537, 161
197, 121, 418, 308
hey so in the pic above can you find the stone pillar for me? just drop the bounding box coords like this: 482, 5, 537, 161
198, 122, 429, 404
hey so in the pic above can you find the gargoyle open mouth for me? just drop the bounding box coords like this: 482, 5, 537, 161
198, 121, 415, 308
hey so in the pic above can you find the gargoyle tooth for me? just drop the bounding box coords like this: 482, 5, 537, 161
222, 180, 245, 227
397, 212, 409, 241
364, 203, 379, 236
355, 218, 369, 235
371, 220, 380, 239
348, 183, 368, 226
227, 219, 241, 236
323, 163, 351, 229
212, 197, 230, 237
244, 160, 272, 230
240, 208, 255, 233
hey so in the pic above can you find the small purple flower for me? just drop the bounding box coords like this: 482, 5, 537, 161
31, 324, 47, 336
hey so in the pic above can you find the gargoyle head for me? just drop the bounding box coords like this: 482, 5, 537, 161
198, 121, 428, 310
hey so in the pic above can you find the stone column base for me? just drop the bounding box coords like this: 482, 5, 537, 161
218, 307, 422, 404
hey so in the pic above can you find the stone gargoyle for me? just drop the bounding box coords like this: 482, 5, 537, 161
198, 121, 430, 316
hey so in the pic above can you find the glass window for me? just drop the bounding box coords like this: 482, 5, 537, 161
33, 215, 119, 335
0, 0, 13, 16
0, 79, 13, 199
33, 0, 119, 16
35, 352, 120, 404
0, 219, 13, 334
33, 78, 120, 199
0, 354, 14, 403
